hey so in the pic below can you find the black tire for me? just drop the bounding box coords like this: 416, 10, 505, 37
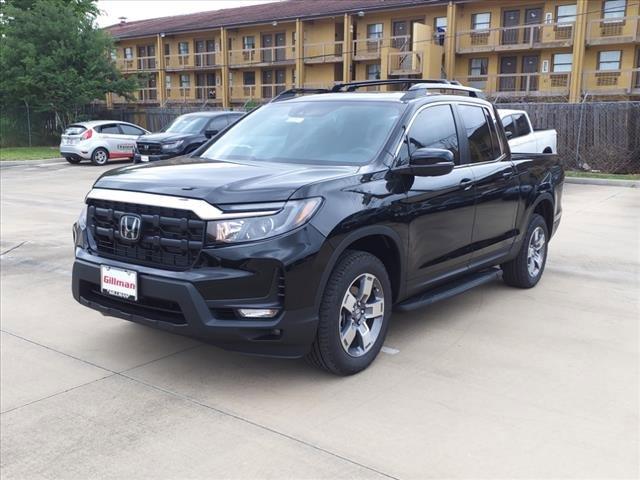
65, 156, 81, 164
306, 250, 392, 376
91, 147, 109, 166
502, 213, 548, 288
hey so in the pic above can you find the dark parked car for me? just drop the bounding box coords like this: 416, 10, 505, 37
133, 111, 244, 163
72, 80, 564, 375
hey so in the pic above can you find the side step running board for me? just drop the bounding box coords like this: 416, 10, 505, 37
395, 268, 501, 312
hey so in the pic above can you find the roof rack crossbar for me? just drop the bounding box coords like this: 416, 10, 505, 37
270, 87, 331, 103
331, 79, 451, 92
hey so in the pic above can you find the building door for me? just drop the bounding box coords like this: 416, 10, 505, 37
523, 8, 542, 43
522, 55, 539, 92
195, 40, 205, 67
499, 56, 518, 91
206, 40, 216, 66
334, 62, 344, 82
262, 69, 274, 98
392, 21, 409, 49
502, 10, 521, 45
335, 23, 344, 56
635, 48, 640, 88
261, 34, 273, 63
275, 69, 286, 94
275, 32, 286, 61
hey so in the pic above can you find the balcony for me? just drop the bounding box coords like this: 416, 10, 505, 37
164, 86, 223, 103
116, 56, 157, 73
456, 21, 574, 54
228, 45, 295, 67
112, 88, 159, 104
352, 37, 383, 61
230, 84, 258, 101
586, 16, 640, 45
582, 69, 640, 96
388, 51, 422, 75
455, 72, 571, 99
164, 52, 221, 71
303, 41, 344, 64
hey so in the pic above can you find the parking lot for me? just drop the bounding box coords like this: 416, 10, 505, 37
1, 160, 638, 479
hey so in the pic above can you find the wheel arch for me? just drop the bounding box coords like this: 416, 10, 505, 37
531, 194, 554, 235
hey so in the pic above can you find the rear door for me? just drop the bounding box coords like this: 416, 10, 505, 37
403, 103, 477, 292
103, 123, 136, 159
457, 104, 519, 265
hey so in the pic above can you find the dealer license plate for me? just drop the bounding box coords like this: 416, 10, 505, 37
140, 155, 150, 162
100, 265, 137, 301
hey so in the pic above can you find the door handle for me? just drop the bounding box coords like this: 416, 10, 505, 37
459, 178, 474, 190
502, 169, 514, 179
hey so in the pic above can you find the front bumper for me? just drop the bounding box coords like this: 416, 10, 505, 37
133, 152, 176, 164
71, 224, 332, 358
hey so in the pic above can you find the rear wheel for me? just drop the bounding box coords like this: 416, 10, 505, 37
502, 213, 548, 288
306, 250, 391, 375
91, 148, 109, 166
65, 156, 81, 164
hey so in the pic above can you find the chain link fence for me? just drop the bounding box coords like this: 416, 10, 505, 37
499, 102, 640, 174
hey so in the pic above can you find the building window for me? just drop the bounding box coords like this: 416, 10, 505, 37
367, 23, 383, 39
434, 16, 447, 45
110, 49, 117, 61
243, 71, 256, 85
179, 74, 190, 88
366, 63, 381, 80
552, 53, 573, 72
597, 50, 622, 70
164, 43, 170, 56
471, 13, 491, 31
603, 0, 626, 20
123, 47, 133, 59
469, 58, 488, 76
242, 36, 255, 50
178, 42, 189, 55
556, 4, 577, 24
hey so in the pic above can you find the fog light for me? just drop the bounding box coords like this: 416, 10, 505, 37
236, 308, 279, 318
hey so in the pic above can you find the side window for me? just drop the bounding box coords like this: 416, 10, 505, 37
457, 104, 495, 164
514, 114, 531, 136
502, 115, 517, 138
207, 116, 227, 133
99, 124, 121, 134
119, 124, 145, 135
407, 105, 460, 164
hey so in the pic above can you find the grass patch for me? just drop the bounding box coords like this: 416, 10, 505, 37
0, 146, 60, 161
566, 170, 640, 181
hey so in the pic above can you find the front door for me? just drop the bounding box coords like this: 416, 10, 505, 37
499, 56, 518, 91
457, 104, 519, 264
402, 104, 477, 291
275, 32, 286, 61
206, 40, 216, 66
502, 10, 521, 45
522, 55, 539, 92
195, 40, 205, 67
523, 8, 542, 43
262, 70, 274, 98
261, 34, 273, 63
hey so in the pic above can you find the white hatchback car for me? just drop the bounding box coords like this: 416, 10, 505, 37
60, 120, 150, 165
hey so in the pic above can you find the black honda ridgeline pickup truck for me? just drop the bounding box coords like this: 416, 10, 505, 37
72, 80, 563, 375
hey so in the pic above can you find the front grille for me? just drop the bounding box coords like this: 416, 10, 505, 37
87, 199, 205, 270
136, 141, 162, 155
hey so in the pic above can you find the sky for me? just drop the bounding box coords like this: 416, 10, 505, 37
96, 0, 281, 27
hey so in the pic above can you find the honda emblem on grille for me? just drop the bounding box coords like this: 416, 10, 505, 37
119, 214, 142, 242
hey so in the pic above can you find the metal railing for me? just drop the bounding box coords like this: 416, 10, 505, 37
388, 51, 422, 75
352, 37, 383, 60
455, 72, 571, 98
229, 84, 258, 99
116, 57, 157, 72
303, 41, 344, 63
586, 15, 640, 44
582, 69, 640, 94
228, 45, 294, 66
456, 21, 575, 53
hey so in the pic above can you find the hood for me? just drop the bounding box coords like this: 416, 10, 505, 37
137, 132, 198, 143
93, 157, 358, 204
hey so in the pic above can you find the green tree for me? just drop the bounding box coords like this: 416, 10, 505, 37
0, 0, 138, 131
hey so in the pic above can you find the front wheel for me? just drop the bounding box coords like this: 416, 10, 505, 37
91, 148, 109, 166
306, 250, 392, 375
502, 213, 548, 288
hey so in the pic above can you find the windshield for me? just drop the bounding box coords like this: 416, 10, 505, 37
165, 116, 209, 134
200, 101, 404, 165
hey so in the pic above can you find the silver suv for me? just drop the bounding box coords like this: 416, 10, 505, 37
60, 120, 150, 165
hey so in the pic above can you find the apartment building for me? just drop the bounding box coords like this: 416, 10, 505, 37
106, 0, 640, 107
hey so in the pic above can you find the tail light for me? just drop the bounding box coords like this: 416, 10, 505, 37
81, 129, 93, 140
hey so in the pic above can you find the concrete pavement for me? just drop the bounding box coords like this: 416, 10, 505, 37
1, 160, 638, 479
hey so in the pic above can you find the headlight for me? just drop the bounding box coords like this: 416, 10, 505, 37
162, 140, 184, 150
206, 198, 322, 244
77, 204, 88, 230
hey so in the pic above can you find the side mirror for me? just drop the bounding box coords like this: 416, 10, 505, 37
205, 129, 219, 138
505, 131, 513, 139
394, 148, 455, 177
